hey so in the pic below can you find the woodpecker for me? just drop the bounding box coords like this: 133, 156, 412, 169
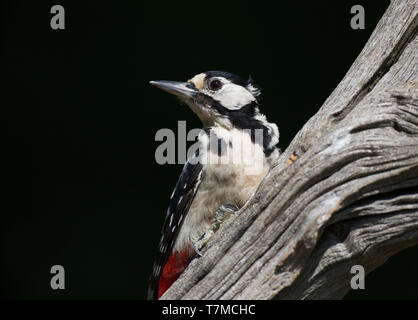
148, 71, 280, 299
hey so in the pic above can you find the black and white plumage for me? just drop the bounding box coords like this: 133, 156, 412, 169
147, 148, 203, 300
148, 71, 280, 299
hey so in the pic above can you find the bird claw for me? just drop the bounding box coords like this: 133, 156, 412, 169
193, 243, 203, 257
193, 203, 239, 257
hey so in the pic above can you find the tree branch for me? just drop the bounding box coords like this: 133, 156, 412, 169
162, 0, 418, 299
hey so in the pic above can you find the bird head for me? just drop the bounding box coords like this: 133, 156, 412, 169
150, 71, 262, 129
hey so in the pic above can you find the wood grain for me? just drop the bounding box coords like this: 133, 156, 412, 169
162, 0, 418, 299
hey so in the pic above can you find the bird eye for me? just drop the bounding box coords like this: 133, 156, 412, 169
209, 79, 222, 91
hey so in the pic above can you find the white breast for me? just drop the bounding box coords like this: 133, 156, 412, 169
172, 127, 273, 253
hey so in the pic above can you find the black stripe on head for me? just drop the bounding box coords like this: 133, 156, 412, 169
227, 105, 276, 157
204, 71, 249, 87
196, 94, 275, 156
204, 71, 262, 100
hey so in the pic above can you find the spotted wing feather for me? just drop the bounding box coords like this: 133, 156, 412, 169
147, 150, 203, 299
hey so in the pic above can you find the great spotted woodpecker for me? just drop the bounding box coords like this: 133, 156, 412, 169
148, 71, 280, 299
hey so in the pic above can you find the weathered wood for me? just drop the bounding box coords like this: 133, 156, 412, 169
162, 0, 418, 300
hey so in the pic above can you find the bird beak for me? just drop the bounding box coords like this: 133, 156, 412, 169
150, 80, 198, 99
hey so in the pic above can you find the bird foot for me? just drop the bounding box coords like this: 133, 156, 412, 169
194, 203, 239, 257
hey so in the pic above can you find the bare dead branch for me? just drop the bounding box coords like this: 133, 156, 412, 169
162, 0, 418, 300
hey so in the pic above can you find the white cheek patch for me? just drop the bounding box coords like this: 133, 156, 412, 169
212, 82, 256, 110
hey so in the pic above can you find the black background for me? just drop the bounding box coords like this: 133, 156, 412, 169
2, 0, 417, 299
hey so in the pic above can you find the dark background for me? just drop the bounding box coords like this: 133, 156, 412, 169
2, 0, 417, 299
